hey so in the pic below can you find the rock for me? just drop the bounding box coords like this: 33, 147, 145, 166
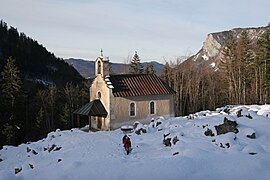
133, 121, 140, 129
247, 133, 256, 139
156, 121, 162, 127
135, 128, 146, 135
163, 138, 171, 147
48, 144, 57, 152
29, 163, 34, 169
236, 109, 243, 118
204, 128, 214, 136
134, 122, 147, 135
220, 143, 225, 148
188, 114, 194, 120
15, 167, 22, 174
223, 107, 230, 114
58, 159, 62, 162
225, 143, 230, 148
172, 136, 179, 145
163, 132, 170, 139
245, 114, 253, 119
0, 158, 3, 162
54, 146, 62, 151
27, 147, 31, 153
32, 149, 38, 155
215, 117, 238, 135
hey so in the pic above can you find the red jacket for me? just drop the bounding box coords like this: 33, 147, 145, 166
124, 138, 131, 148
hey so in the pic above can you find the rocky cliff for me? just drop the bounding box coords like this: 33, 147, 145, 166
187, 26, 266, 70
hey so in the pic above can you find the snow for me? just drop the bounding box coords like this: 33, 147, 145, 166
107, 85, 114, 89
1, 105, 270, 180
202, 54, 209, 61
210, 62, 216, 68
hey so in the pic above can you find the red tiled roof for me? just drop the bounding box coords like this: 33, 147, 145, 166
108, 74, 175, 97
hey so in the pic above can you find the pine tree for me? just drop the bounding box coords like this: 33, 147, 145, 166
60, 103, 70, 129
144, 63, 155, 74
35, 107, 46, 137
2, 123, 15, 145
1, 57, 22, 108
0, 57, 23, 145
129, 51, 143, 74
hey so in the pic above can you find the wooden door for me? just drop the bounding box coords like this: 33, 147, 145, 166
97, 116, 102, 129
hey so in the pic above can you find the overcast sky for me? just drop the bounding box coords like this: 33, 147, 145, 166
0, 0, 269, 63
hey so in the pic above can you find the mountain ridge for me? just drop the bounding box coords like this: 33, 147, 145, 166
64, 58, 164, 78
185, 26, 267, 70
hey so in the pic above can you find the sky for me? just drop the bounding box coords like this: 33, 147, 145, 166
0, 0, 269, 63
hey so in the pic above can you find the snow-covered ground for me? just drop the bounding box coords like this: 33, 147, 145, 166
1, 105, 270, 180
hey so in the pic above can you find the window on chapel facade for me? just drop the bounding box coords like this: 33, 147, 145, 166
150, 101, 155, 114
130, 102, 135, 116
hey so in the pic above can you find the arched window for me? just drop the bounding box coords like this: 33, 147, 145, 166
130, 102, 136, 117
97, 61, 101, 74
97, 91, 101, 99
150, 101, 155, 114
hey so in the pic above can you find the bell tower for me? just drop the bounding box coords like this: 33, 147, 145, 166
95, 49, 110, 77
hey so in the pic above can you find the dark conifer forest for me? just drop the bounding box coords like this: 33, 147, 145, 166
0, 20, 89, 146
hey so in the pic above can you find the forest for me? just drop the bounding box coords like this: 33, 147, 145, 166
161, 24, 270, 116
0, 20, 89, 146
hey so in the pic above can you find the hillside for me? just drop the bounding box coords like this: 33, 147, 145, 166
0, 20, 88, 147
0, 20, 83, 88
64, 58, 164, 78
1, 105, 270, 179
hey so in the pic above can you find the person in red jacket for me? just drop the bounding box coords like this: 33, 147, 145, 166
123, 136, 132, 155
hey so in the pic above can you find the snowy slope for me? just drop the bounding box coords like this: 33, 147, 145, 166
1, 105, 270, 180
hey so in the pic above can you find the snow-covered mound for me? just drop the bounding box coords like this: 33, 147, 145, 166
1, 105, 270, 180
